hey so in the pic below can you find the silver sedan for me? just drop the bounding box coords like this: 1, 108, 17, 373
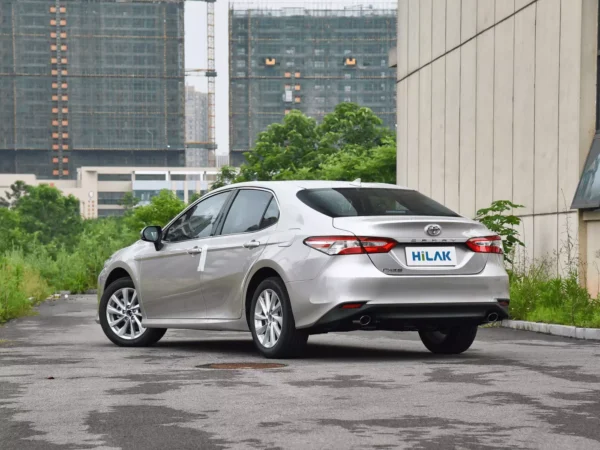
97, 181, 510, 358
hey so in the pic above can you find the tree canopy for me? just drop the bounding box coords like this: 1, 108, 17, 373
218, 103, 396, 187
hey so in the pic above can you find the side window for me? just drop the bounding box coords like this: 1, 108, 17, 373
165, 191, 230, 242
221, 190, 275, 235
260, 198, 280, 229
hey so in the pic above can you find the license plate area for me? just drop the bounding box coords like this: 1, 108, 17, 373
405, 246, 457, 266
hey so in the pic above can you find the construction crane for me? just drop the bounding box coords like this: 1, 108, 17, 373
185, 0, 217, 156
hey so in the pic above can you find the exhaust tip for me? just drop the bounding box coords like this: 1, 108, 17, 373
487, 312, 499, 323
359, 315, 371, 326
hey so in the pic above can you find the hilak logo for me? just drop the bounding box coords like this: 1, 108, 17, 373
411, 250, 452, 262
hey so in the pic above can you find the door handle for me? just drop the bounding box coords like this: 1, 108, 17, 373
187, 247, 202, 255
243, 240, 260, 249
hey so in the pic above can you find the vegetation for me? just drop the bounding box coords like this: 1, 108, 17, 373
474, 200, 524, 264
214, 103, 396, 186
0, 183, 187, 323
508, 260, 600, 328
1, 102, 599, 329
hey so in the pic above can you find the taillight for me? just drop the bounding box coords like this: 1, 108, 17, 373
304, 236, 397, 255
466, 236, 503, 254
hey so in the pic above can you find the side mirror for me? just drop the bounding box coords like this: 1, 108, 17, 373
141, 226, 163, 251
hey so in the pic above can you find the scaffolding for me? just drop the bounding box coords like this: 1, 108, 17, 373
0, 0, 185, 179
228, 2, 397, 166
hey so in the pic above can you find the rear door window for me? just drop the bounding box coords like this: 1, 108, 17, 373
296, 188, 459, 218
221, 189, 276, 235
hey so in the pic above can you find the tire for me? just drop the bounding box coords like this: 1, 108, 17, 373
249, 277, 308, 359
99, 277, 166, 347
418, 325, 478, 355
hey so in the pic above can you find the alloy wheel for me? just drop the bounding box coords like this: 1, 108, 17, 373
106, 287, 146, 340
254, 289, 283, 349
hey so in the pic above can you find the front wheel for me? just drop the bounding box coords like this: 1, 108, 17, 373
99, 277, 166, 347
250, 277, 308, 359
418, 325, 478, 354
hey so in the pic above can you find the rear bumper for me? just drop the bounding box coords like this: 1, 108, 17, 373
308, 301, 509, 332
286, 253, 510, 329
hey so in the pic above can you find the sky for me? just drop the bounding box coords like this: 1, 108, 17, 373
184, 0, 396, 156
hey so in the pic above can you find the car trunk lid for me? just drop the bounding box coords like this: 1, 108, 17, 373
333, 216, 491, 276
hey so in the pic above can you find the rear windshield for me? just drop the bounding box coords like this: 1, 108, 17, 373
296, 188, 459, 218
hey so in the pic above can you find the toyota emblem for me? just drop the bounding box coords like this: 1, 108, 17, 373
425, 224, 442, 237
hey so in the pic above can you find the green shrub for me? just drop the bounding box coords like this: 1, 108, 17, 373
509, 258, 600, 328
0, 255, 51, 323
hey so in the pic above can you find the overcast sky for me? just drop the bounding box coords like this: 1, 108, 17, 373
184, 0, 395, 156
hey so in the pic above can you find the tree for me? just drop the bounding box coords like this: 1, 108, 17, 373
317, 102, 393, 152
238, 110, 320, 182
0, 181, 29, 208
211, 166, 238, 190
475, 200, 525, 264
124, 190, 186, 232
12, 184, 82, 249
119, 192, 139, 211
319, 137, 396, 183
214, 102, 397, 187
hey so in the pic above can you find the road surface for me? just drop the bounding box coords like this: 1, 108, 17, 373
1, 295, 600, 449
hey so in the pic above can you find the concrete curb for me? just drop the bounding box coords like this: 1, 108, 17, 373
501, 320, 600, 341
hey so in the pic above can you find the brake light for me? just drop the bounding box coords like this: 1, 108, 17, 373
304, 236, 396, 255
466, 236, 503, 254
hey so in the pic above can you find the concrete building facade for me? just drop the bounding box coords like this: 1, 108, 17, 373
394, 0, 600, 296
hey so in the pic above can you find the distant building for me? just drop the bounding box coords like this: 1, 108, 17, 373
185, 86, 209, 144
0, 167, 221, 219
0, 0, 185, 180
229, 5, 397, 166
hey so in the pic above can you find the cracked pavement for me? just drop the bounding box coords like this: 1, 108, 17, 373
1, 295, 600, 449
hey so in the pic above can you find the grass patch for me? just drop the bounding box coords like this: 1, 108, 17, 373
0, 255, 51, 324
508, 259, 600, 328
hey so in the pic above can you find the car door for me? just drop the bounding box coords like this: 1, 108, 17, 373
200, 188, 280, 319
137, 190, 233, 320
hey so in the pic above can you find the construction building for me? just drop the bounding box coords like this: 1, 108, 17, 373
0, 0, 185, 180
229, 4, 397, 166
185, 86, 209, 144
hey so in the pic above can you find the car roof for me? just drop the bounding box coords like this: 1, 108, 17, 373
219, 180, 412, 191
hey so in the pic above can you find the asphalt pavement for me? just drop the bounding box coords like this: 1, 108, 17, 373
1, 295, 600, 450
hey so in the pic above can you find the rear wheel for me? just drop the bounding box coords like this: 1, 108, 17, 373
250, 277, 308, 359
99, 277, 166, 347
418, 325, 478, 354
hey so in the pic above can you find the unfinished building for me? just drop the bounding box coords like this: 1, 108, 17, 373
0, 0, 185, 179
229, 4, 397, 166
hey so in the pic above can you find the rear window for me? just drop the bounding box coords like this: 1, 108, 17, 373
296, 188, 459, 218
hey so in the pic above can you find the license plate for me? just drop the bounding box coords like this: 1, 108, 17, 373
405, 246, 457, 266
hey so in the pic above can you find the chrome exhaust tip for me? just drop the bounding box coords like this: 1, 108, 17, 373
487, 312, 499, 323
359, 315, 371, 326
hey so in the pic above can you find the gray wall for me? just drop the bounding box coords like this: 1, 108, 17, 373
396, 0, 598, 272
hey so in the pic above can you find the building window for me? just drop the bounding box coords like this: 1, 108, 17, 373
98, 174, 131, 182
135, 174, 166, 181
98, 192, 127, 205
98, 209, 125, 217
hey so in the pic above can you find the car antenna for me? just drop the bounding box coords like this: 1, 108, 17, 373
351, 178, 361, 187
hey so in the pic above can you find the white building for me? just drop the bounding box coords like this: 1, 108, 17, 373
0, 166, 221, 219
393, 0, 600, 296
